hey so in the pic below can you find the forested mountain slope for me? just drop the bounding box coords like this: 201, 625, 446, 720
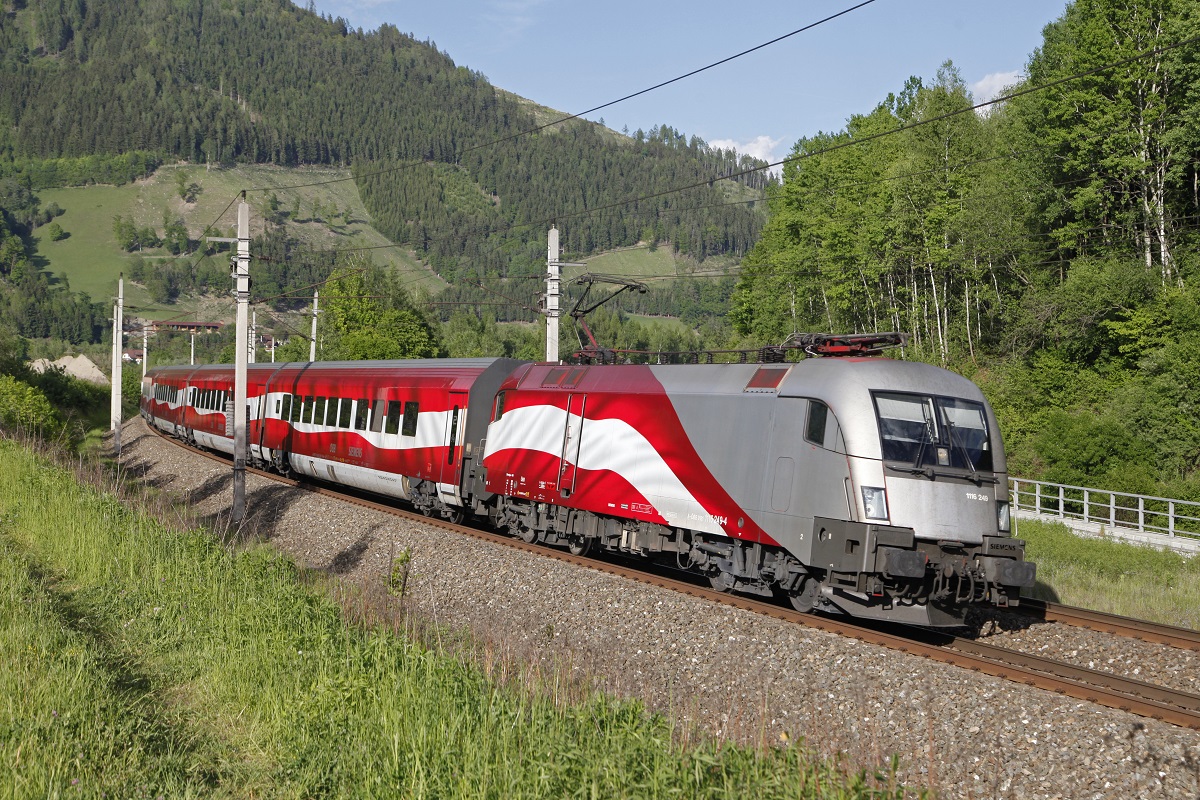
0, 0, 768, 285
736, 0, 1200, 497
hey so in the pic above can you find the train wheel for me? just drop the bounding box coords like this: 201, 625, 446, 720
708, 571, 734, 593
787, 578, 819, 613
567, 536, 591, 556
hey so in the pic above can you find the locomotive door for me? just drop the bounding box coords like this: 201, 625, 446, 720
558, 394, 586, 495
440, 391, 468, 485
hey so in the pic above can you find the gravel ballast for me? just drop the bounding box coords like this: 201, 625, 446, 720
119, 419, 1200, 799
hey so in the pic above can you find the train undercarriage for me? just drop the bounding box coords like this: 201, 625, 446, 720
482, 495, 1037, 628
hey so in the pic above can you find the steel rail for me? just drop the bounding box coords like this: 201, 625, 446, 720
1014, 598, 1200, 652
139, 421, 1200, 730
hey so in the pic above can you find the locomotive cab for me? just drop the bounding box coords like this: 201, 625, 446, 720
776, 361, 1036, 626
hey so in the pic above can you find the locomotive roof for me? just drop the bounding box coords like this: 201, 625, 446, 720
513, 358, 984, 403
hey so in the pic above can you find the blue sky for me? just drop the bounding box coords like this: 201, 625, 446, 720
309, 1, 1069, 165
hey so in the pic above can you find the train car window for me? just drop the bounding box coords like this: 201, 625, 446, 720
402, 402, 419, 437
354, 398, 369, 430
492, 391, 506, 421
281, 394, 292, 421
369, 400, 385, 433
291, 396, 304, 423
385, 401, 401, 435
805, 401, 828, 445
313, 397, 327, 426
338, 398, 353, 429
302, 396, 315, 424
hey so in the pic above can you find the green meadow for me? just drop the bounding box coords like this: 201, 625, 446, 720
0, 438, 915, 799
31, 164, 442, 320
1017, 519, 1200, 629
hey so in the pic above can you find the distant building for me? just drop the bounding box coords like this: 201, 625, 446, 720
122, 349, 144, 364
152, 320, 224, 334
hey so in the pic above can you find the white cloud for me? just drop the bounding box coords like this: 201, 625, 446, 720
709, 135, 785, 178
971, 70, 1022, 108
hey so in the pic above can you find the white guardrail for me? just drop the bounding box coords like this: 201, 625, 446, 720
1010, 478, 1200, 556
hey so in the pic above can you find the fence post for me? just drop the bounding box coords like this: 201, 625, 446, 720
1169, 501, 1175, 537
1109, 493, 1115, 528
1138, 496, 1145, 531
1035, 482, 1041, 515
1083, 488, 1090, 524
1058, 484, 1065, 518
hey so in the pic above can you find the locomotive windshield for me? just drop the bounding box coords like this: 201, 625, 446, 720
873, 392, 993, 472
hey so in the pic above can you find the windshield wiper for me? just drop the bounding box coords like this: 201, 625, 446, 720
945, 420, 982, 484
885, 462, 997, 483
910, 413, 934, 471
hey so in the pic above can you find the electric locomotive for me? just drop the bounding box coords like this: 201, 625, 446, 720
141, 345, 1035, 627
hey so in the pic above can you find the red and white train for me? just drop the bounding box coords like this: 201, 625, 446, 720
142, 354, 1036, 626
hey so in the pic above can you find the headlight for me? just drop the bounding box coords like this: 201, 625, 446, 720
861, 486, 889, 520
997, 500, 1011, 532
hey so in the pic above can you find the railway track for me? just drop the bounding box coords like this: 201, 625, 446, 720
1015, 598, 1200, 652
143, 424, 1200, 731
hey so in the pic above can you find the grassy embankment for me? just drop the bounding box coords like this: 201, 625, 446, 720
1017, 518, 1200, 628
0, 437, 915, 799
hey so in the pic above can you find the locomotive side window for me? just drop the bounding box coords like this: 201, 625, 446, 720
385, 401, 401, 435
805, 401, 828, 445
313, 397, 327, 426
369, 400, 385, 433
401, 402, 419, 437
354, 398, 370, 431
492, 391, 506, 421
338, 398, 353, 429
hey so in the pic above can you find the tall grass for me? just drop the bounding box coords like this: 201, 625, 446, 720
0, 438, 919, 799
1018, 518, 1200, 628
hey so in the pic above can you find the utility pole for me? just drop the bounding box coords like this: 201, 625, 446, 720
190, 331, 195, 365
232, 199, 250, 524
110, 275, 124, 456
142, 324, 148, 378
249, 310, 257, 364
545, 226, 584, 363
310, 289, 319, 362
546, 227, 559, 363
207, 199, 250, 524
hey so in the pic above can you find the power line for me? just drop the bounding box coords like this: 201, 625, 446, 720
272, 31, 1200, 275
